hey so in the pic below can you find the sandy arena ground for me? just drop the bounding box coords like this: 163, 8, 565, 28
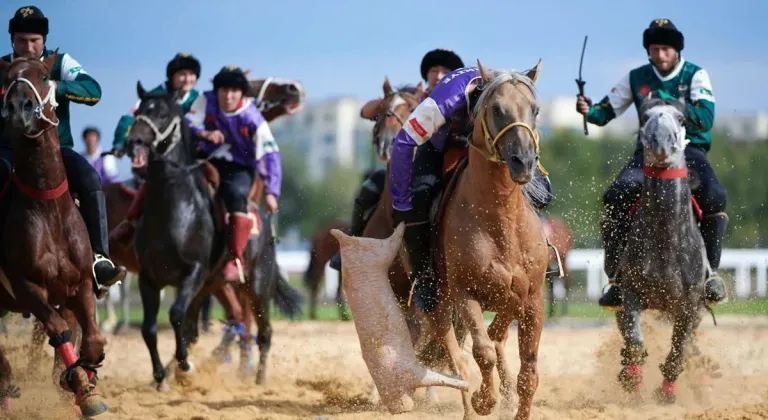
2, 314, 768, 420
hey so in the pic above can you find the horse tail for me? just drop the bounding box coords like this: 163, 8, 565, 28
274, 269, 304, 320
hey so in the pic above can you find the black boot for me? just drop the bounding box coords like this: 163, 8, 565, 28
403, 221, 437, 312
599, 215, 630, 310
80, 191, 128, 298
700, 213, 728, 304
330, 179, 382, 271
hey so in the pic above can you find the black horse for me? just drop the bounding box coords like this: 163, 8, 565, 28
125, 82, 223, 388
126, 82, 303, 389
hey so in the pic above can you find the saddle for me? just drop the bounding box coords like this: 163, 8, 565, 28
198, 160, 263, 238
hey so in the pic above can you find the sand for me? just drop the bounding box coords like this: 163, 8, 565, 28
2, 314, 768, 420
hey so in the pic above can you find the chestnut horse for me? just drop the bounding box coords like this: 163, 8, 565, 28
421, 61, 548, 420
100, 78, 305, 334
0, 52, 108, 416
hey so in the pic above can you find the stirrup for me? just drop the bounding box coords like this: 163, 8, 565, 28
92, 255, 121, 293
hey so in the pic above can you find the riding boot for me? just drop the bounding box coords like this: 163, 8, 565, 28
329, 180, 382, 271
223, 213, 253, 282
599, 215, 630, 310
700, 213, 728, 304
80, 191, 128, 298
108, 184, 146, 247
404, 221, 437, 312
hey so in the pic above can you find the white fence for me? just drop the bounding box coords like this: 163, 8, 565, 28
276, 249, 768, 301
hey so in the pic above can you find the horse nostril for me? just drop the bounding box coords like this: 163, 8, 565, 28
21, 99, 34, 113
287, 84, 298, 93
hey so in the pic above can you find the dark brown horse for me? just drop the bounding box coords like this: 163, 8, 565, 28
303, 220, 350, 320
0, 51, 108, 416
99, 77, 305, 334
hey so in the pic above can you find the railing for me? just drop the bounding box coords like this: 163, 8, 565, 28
276, 249, 768, 300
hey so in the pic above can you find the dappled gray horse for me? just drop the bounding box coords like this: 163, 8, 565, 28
615, 98, 708, 403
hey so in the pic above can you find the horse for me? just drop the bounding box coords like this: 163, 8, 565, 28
417, 61, 548, 420
303, 220, 350, 320
100, 77, 305, 335
543, 216, 573, 318
612, 98, 708, 404
354, 78, 468, 405
125, 82, 229, 388
0, 51, 108, 416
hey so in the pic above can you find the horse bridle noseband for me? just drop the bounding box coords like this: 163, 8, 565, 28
1, 76, 60, 138
133, 114, 182, 157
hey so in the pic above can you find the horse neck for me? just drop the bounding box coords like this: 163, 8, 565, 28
640, 159, 693, 231
260, 107, 285, 122
465, 149, 528, 218
13, 130, 67, 191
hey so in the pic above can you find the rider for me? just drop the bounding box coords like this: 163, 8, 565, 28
329, 48, 465, 271
389, 65, 552, 312
81, 126, 119, 184
0, 6, 126, 296
576, 19, 727, 309
108, 52, 202, 246
186, 65, 282, 282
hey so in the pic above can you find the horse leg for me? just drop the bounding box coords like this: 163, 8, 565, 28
430, 305, 474, 420
562, 274, 570, 316
462, 297, 498, 416
546, 274, 555, 318
14, 282, 103, 414
253, 293, 273, 385
138, 273, 166, 389
0, 343, 19, 409
67, 280, 110, 417
100, 290, 117, 335
488, 313, 515, 408
27, 320, 47, 375
515, 295, 544, 420
209, 283, 244, 364
168, 262, 206, 381
616, 291, 646, 393
656, 310, 698, 404
115, 273, 133, 334
237, 288, 255, 378
308, 270, 319, 321
337, 272, 350, 321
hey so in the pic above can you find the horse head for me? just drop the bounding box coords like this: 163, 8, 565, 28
470, 59, 542, 185
638, 97, 687, 168
361, 78, 423, 162
0, 49, 60, 140
126, 81, 194, 167
248, 78, 305, 121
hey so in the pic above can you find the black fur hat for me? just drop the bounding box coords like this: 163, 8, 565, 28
643, 19, 684, 52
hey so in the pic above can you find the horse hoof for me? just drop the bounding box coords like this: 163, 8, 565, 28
77, 392, 109, 417
654, 382, 676, 405
471, 390, 497, 416
154, 380, 170, 392
175, 361, 195, 386
618, 364, 643, 393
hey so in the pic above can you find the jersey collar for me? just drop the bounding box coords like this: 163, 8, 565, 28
652, 57, 685, 82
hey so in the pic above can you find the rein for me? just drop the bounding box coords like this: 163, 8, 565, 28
1, 77, 59, 138
469, 117, 548, 176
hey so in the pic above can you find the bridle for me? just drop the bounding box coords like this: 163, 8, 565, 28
468, 84, 548, 176
133, 114, 182, 157
1, 67, 60, 138
373, 92, 416, 137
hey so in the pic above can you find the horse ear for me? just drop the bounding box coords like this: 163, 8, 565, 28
382, 77, 394, 96
477, 59, 493, 84
525, 59, 542, 85
136, 81, 147, 100
43, 48, 59, 74
414, 82, 425, 98
360, 98, 382, 120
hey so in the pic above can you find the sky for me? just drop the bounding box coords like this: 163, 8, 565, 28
0, 0, 766, 179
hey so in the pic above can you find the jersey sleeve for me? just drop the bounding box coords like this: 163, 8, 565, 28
586, 72, 633, 126
55, 53, 101, 106
686, 69, 715, 132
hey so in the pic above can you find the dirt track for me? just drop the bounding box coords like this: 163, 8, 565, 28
2, 314, 768, 420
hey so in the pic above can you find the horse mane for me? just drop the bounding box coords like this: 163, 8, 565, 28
393, 84, 422, 103
639, 97, 685, 122
470, 69, 550, 208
